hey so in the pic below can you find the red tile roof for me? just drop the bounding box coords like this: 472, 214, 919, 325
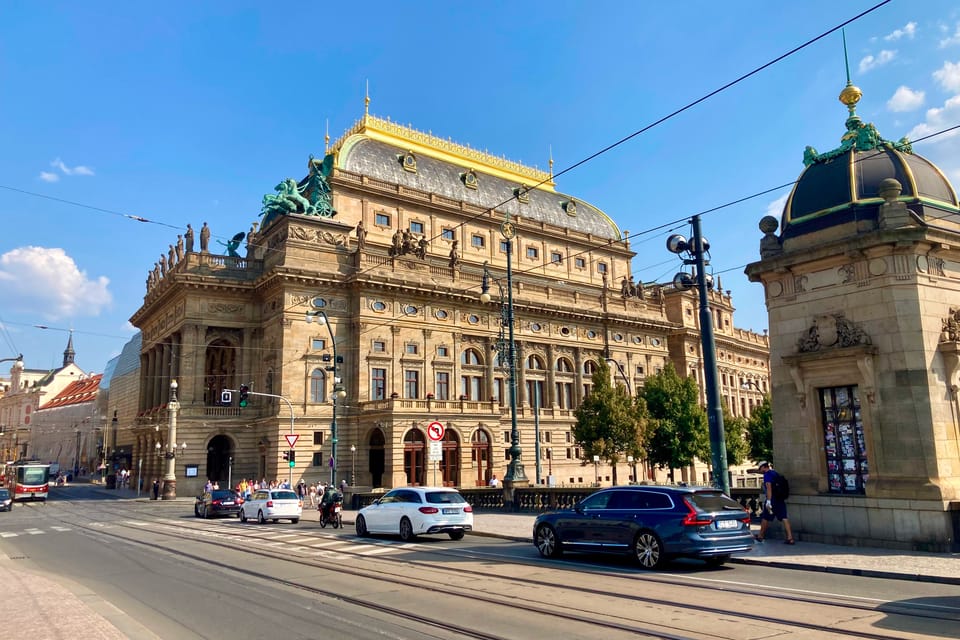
40, 374, 102, 409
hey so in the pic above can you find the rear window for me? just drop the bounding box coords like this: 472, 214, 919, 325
0, 489, 9, 497
212, 490, 236, 499
273, 491, 299, 500
425, 491, 466, 505
686, 491, 743, 512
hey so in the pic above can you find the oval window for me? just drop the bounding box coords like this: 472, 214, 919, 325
651, 337, 662, 347
530, 322, 542, 332
560, 327, 571, 336
311, 297, 327, 308
467, 314, 480, 325
372, 301, 387, 312
404, 305, 418, 315
435, 309, 449, 319
586, 330, 597, 339
632, 336, 643, 344
613, 333, 624, 342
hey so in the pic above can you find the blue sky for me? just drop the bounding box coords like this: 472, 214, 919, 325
2, 1, 960, 374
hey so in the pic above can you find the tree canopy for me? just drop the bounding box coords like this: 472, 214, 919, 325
572, 359, 649, 485
745, 394, 773, 463
639, 363, 710, 478
722, 404, 750, 467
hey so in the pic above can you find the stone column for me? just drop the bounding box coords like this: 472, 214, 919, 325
546, 343, 557, 408
574, 347, 584, 406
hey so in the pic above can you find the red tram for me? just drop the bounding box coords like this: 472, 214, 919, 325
4, 460, 51, 502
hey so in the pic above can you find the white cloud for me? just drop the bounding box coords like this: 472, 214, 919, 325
0, 247, 111, 318
38, 171, 60, 183
887, 86, 925, 112
50, 157, 95, 177
940, 23, 960, 48
765, 194, 788, 219
933, 60, 960, 92
859, 50, 896, 73
885, 22, 917, 42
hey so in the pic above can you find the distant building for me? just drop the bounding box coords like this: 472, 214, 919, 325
32, 373, 103, 473
129, 110, 768, 496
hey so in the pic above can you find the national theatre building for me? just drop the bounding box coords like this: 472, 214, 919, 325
127, 106, 769, 497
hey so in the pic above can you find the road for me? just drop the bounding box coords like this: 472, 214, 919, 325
0, 485, 957, 639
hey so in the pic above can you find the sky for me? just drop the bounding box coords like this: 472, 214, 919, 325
2, 0, 960, 375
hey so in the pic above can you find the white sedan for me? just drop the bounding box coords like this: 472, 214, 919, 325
355, 487, 473, 541
240, 489, 302, 524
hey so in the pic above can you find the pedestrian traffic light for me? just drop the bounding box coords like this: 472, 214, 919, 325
239, 384, 249, 407
282, 451, 289, 462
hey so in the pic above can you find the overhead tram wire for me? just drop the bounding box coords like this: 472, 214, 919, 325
346, 0, 892, 283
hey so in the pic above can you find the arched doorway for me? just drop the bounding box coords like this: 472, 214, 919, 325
369, 428, 385, 488
206, 434, 233, 484
471, 430, 492, 486
403, 429, 426, 486
439, 429, 460, 487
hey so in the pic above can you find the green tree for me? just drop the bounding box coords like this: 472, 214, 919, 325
745, 395, 773, 463
572, 359, 649, 485
640, 363, 709, 481
721, 405, 750, 467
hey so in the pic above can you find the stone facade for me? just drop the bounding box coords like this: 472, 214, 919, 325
127, 114, 769, 497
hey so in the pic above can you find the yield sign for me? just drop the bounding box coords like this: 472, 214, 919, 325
284, 434, 300, 448
427, 421, 445, 441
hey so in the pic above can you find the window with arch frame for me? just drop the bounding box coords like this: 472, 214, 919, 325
555, 357, 573, 373
309, 368, 325, 403
461, 348, 483, 366
526, 354, 545, 370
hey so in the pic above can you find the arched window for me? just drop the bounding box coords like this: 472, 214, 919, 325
556, 357, 573, 373
584, 360, 597, 375
309, 368, 325, 403
526, 354, 545, 370
461, 348, 483, 366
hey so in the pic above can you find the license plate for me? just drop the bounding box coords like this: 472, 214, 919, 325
442, 508, 460, 515
717, 520, 738, 530
223, 502, 234, 506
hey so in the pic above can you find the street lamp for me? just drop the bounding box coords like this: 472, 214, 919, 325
161, 379, 180, 500
546, 447, 553, 483
667, 217, 729, 495
350, 444, 356, 486
592, 454, 600, 486
604, 358, 632, 395
480, 217, 528, 492
305, 308, 347, 486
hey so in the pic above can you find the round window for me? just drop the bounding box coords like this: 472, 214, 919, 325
372, 301, 387, 312
613, 333, 624, 342
530, 322, 542, 332
586, 330, 597, 339
560, 327, 571, 336
632, 336, 643, 344
435, 309, 449, 319
467, 314, 480, 324
651, 337, 662, 347
311, 297, 327, 308
404, 305, 418, 315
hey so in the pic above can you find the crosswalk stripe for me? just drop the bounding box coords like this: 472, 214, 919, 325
0, 532, 16, 538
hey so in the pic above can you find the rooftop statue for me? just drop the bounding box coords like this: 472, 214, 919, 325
260, 155, 337, 228
218, 232, 246, 258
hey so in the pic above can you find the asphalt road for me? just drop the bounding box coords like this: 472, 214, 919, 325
0, 485, 957, 640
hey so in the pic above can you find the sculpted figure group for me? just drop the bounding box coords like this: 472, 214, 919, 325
389, 227, 429, 260
620, 275, 644, 299
147, 221, 260, 292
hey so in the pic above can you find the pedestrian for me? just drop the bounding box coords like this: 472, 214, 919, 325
152, 478, 160, 500
755, 461, 795, 544
340, 478, 348, 493
204, 479, 213, 492
488, 474, 499, 488
308, 484, 317, 507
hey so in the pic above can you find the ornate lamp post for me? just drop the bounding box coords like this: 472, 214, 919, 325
480, 215, 528, 495
667, 216, 729, 495
306, 308, 347, 486
162, 379, 180, 499
350, 444, 356, 486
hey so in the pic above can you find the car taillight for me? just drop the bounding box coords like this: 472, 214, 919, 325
266, 500, 274, 508
237, 498, 244, 504
212, 500, 222, 506
419, 506, 439, 514
463, 505, 473, 513
681, 497, 713, 526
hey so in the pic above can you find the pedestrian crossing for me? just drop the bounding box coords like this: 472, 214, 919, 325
0, 518, 418, 560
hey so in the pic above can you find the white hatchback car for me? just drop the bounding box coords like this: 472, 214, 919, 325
355, 487, 473, 541
240, 489, 302, 524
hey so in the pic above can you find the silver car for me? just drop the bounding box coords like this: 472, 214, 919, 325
0, 488, 11, 511
239, 489, 302, 524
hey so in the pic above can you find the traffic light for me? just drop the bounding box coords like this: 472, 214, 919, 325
288, 450, 295, 462
282, 451, 289, 462
239, 384, 249, 407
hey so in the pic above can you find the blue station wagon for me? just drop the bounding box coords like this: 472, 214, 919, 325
533, 485, 754, 569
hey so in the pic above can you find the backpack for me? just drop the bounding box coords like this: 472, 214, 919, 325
771, 472, 790, 501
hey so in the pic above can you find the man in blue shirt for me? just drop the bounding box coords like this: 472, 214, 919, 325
756, 461, 795, 544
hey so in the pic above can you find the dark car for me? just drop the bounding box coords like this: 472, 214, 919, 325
195, 489, 243, 518
0, 488, 12, 511
533, 485, 753, 569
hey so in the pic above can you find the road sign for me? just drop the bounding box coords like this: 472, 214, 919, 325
220, 390, 232, 404
427, 421, 445, 441
284, 434, 299, 448
428, 440, 442, 461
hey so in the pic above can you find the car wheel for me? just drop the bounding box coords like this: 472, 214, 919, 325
257, 510, 266, 524
356, 515, 368, 537
633, 530, 665, 569
705, 554, 730, 567
448, 530, 465, 541
535, 524, 563, 558
399, 517, 416, 542
240, 509, 247, 523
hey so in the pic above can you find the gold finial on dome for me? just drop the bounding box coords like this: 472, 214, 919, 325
364, 79, 370, 120
839, 30, 862, 116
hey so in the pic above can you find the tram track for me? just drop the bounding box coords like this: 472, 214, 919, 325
30, 499, 955, 640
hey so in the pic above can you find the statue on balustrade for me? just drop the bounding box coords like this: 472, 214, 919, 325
200, 222, 210, 253
185, 223, 195, 253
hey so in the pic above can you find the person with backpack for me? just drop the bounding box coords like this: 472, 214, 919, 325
756, 461, 795, 545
